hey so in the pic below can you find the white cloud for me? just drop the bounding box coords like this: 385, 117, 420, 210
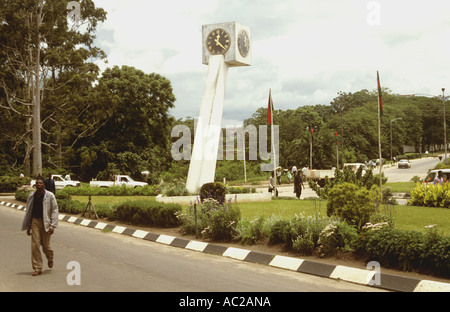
92, 0, 450, 125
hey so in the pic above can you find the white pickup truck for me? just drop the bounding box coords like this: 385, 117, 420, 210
89, 175, 148, 188
31, 175, 81, 190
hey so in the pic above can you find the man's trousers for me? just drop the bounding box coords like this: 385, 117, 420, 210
31, 218, 54, 272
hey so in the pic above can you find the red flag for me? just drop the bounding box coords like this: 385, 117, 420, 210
267, 89, 273, 125
377, 71, 383, 117
310, 127, 314, 142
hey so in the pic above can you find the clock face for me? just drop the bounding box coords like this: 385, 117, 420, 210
238, 30, 250, 58
206, 28, 231, 55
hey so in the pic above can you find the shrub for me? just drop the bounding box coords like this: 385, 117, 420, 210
58, 199, 85, 215
409, 182, 450, 208
326, 182, 377, 230
267, 215, 358, 256
178, 198, 241, 242
109, 200, 181, 227
63, 184, 160, 196
317, 222, 359, 256
267, 219, 297, 248
199, 182, 226, 205
238, 216, 268, 245
292, 233, 315, 255
355, 226, 450, 276
308, 166, 386, 200
15, 186, 35, 202
161, 182, 189, 196
226, 186, 257, 194
0, 176, 31, 193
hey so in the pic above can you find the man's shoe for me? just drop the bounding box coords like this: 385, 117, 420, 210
48, 260, 53, 268
32, 271, 41, 276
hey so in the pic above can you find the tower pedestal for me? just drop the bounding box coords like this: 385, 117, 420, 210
186, 55, 228, 193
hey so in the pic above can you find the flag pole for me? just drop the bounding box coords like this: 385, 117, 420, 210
377, 71, 383, 204
269, 88, 277, 197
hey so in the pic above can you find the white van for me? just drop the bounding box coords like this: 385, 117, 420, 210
423, 169, 450, 184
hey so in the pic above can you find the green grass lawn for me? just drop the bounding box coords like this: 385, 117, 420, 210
72, 194, 449, 236
384, 182, 416, 192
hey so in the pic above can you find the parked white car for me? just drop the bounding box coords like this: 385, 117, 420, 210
89, 175, 148, 188
30, 175, 81, 190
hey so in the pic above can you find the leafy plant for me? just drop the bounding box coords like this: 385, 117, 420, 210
178, 198, 241, 242
326, 182, 377, 230
309, 166, 386, 200
409, 182, 450, 208
238, 216, 268, 245
109, 200, 181, 227
199, 182, 226, 205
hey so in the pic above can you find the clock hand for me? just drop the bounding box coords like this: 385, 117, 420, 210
215, 37, 226, 50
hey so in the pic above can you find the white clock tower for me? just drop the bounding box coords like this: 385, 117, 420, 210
186, 22, 252, 193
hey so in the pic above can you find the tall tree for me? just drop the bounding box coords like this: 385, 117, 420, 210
79, 65, 176, 181
0, 0, 107, 176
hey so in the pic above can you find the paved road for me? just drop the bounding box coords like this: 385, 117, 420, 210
258, 157, 441, 198
383, 157, 440, 182
0, 205, 384, 293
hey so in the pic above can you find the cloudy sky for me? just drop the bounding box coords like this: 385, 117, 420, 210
92, 0, 450, 126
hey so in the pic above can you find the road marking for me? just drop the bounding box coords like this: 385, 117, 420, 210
269, 255, 304, 271
185, 240, 208, 252
132, 230, 149, 239
223, 247, 250, 260
156, 234, 175, 245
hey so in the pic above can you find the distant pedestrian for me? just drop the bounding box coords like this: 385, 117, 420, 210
286, 169, 292, 183
22, 175, 59, 276
434, 170, 445, 185
291, 165, 297, 174
294, 171, 305, 199
44, 173, 55, 194
276, 166, 282, 184
268, 172, 278, 197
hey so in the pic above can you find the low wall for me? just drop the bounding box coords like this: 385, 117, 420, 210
156, 192, 272, 205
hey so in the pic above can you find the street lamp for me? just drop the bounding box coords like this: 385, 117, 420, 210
390, 118, 402, 163
442, 88, 448, 161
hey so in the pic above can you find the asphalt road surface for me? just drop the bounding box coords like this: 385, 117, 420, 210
259, 157, 441, 198
0, 205, 384, 293
382, 157, 440, 182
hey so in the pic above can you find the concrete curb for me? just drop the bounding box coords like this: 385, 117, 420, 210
2, 200, 449, 292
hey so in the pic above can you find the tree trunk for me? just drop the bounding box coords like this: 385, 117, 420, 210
32, 0, 43, 176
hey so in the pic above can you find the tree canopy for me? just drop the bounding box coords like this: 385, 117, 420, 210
0, 1, 448, 183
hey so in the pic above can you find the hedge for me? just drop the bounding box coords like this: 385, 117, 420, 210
355, 226, 449, 277
0, 176, 31, 193
15, 189, 181, 228
109, 200, 181, 227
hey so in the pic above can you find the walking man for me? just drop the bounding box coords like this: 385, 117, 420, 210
294, 171, 305, 199
22, 175, 59, 276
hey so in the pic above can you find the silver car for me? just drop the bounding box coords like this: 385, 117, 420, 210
397, 159, 411, 169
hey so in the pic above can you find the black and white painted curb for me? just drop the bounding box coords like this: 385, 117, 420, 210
2, 200, 449, 292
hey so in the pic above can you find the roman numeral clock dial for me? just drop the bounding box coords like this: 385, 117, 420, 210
207, 29, 231, 55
